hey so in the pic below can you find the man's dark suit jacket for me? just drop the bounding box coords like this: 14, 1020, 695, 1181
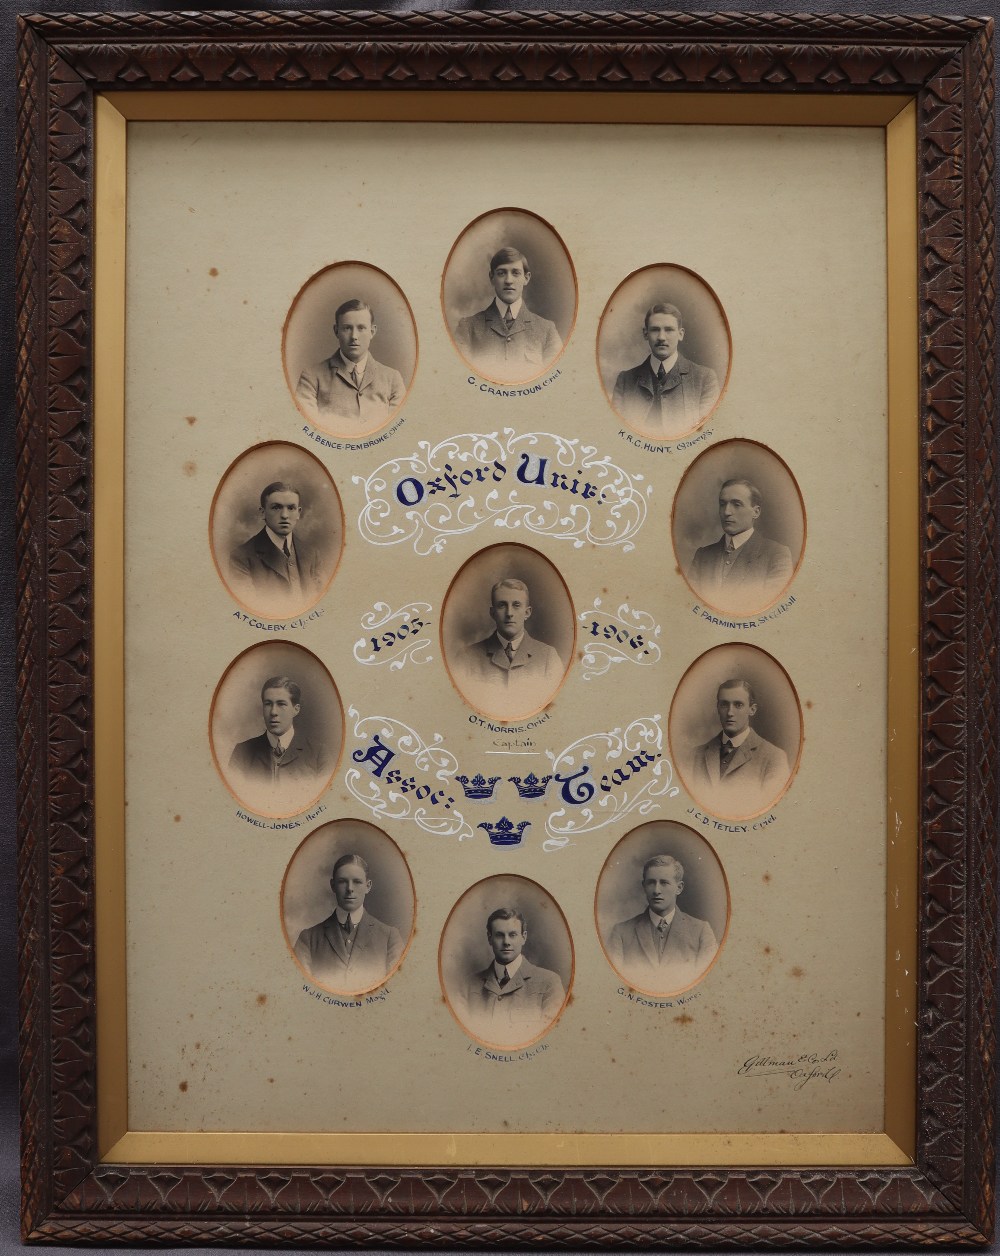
690, 530, 793, 607
690, 728, 790, 810
456, 631, 562, 687
295, 910, 403, 993
612, 353, 720, 433
455, 302, 562, 379
229, 729, 330, 783
462, 957, 566, 1043
230, 528, 323, 601
608, 908, 718, 987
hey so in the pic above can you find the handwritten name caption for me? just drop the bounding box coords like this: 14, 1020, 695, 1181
693, 595, 796, 632
467, 368, 562, 398
617, 988, 702, 1011
303, 414, 406, 452
738, 1050, 841, 1091
236, 803, 327, 831
619, 428, 712, 453
687, 807, 777, 833
301, 982, 390, 1009
466, 1042, 550, 1063
232, 608, 325, 633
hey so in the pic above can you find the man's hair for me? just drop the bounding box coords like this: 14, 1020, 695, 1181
487, 906, 526, 933
259, 481, 301, 511
334, 298, 374, 327
489, 246, 529, 274
643, 302, 684, 331
642, 853, 684, 882
720, 477, 763, 509
716, 677, 756, 706
331, 852, 370, 879
491, 577, 530, 602
260, 675, 301, 705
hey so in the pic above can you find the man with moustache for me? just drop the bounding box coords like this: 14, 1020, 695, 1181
689, 477, 793, 608
296, 298, 405, 425
294, 852, 404, 993
608, 854, 718, 990
455, 246, 563, 381
462, 906, 566, 1044
454, 577, 563, 691
690, 678, 790, 811
229, 481, 324, 606
228, 675, 331, 787
612, 302, 720, 435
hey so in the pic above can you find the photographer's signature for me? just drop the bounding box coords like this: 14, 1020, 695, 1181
738, 1050, 841, 1091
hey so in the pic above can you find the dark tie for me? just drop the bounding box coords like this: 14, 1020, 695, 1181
649, 364, 668, 425
504, 305, 515, 329
505, 642, 515, 665
282, 538, 291, 567
656, 920, 668, 958
340, 915, 352, 935
352, 366, 361, 387
498, 967, 510, 987
720, 739, 736, 772
271, 741, 283, 760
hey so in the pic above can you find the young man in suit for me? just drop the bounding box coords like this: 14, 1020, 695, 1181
690, 678, 791, 813
229, 676, 331, 791
612, 302, 720, 436
455, 247, 563, 382
294, 853, 404, 993
462, 906, 566, 1046
689, 477, 793, 610
609, 854, 718, 990
229, 481, 323, 609
296, 298, 405, 428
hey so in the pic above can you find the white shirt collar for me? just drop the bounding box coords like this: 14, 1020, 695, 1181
648, 906, 677, 928
267, 726, 295, 752
494, 630, 526, 653
494, 953, 524, 980
338, 350, 369, 381
648, 351, 679, 377
723, 726, 752, 749
335, 906, 365, 927
264, 525, 294, 553
727, 526, 755, 551
494, 296, 524, 320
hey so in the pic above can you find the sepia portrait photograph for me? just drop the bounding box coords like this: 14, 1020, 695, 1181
283, 261, 417, 439
598, 263, 731, 440
670, 643, 802, 821
442, 207, 577, 385
440, 542, 575, 724
673, 439, 805, 616
210, 440, 345, 621
439, 875, 574, 1050
595, 820, 730, 998
209, 641, 344, 819
281, 818, 415, 997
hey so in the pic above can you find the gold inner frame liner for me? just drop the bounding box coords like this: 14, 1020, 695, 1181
95, 90, 918, 1167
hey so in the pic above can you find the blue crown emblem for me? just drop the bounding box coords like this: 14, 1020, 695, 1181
477, 817, 530, 847
455, 773, 502, 801
508, 772, 552, 800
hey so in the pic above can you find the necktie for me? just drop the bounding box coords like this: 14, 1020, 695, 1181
504, 304, 515, 329
272, 741, 283, 760
656, 920, 668, 958
505, 642, 515, 665
282, 538, 291, 566
352, 366, 361, 387
720, 739, 736, 772
498, 966, 510, 987
656, 364, 668, 389
649, 364, 668, 425
341, 915, 352, 935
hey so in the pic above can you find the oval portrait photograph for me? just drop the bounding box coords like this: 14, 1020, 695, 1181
281, 818, 415, 997
210, 641, 344, 819
673, 439, 805, 616
440, 875, 574, 1049
210, 441, 345, 621
442, 207, 577, 385
441, 542, 575, 724
670, 643, 802, 821
596, 821, 730, 997
598, 263, 731, 440
283, 261, 417, 439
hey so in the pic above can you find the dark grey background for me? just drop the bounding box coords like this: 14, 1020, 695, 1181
3, 0, 998, 1251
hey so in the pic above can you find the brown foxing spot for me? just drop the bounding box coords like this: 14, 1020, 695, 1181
173, 814, 181, 822
674, 1013, 694, 1025
184, 415, 197, 425
209, 267, 219, 277
790, 966, 805, 978
256, 993, 268, 1005
182, 461, 196, 476
762, 872, 771, 883
179, 1081, 188, 1092
763, 945, 772, 955
194, 1042, 201, 1050
805, 700, 814, 709
268, 1078, 275, 1084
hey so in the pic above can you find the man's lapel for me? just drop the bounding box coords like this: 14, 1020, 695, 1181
254, 530, 290, 581
323, 915, 350, 963
724, 730, 759, 777
633, 913, 658, 966
702, 735, 722, 785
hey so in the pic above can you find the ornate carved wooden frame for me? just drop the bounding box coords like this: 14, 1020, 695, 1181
15, 8, 996, 1247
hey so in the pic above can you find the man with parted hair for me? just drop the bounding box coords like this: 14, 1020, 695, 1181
294, 851, 404, 993
461, 905, 566, 1044
690, 678, 791, 810
455, 576, 563, 690
689, 477, 793, 607
608, 854, 718, 989
229, 481, 324, 605
612, 302, 720, 434
296, 297, 405, 425
454, 246, 563, 381
228, 674, 331, 787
